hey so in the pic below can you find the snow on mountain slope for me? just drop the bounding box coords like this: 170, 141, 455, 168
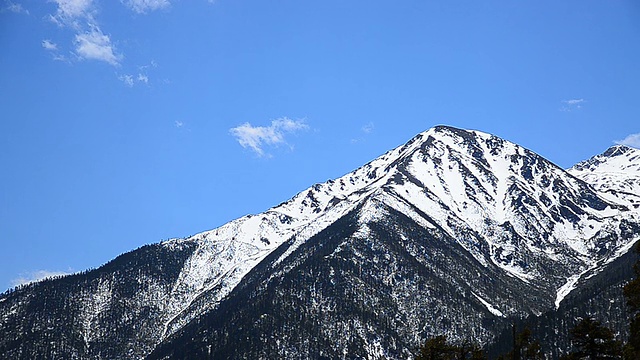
147, 129, 640, 360
158, 126, 640, 335
569, 144, 640, 211
369, 127, 638, 308
155, 130, 426, 337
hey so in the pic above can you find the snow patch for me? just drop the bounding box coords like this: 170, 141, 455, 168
555, 273, 583, 309
472, 292, 505, 317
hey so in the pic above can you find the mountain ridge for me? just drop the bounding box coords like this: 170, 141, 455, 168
2, 125, 639, 359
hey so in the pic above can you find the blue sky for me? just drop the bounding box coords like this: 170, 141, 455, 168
1, 0, 639, 291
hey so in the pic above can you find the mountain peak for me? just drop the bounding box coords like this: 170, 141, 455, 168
603, 144, 636, 157
572, 144, 640, 171
426, 124, 492, 142
569, 144, 640, 210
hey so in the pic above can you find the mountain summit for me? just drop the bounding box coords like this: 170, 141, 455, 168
2, 126, 639, 359
569, 144, 640, 210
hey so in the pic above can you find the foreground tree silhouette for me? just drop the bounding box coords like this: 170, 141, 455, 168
560, 318, 622, 359
623, 244, 640, 359
416, 336, 453, 360
497, 326, 543, 360
416, 335, 485, 360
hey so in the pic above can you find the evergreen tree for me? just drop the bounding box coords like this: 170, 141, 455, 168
560, 318, 622, 360
417, 336, 455, 360
416, 335, 486, 360
496, 326, 543, 360
623, 244, 640, 359
516, 327, 543, 360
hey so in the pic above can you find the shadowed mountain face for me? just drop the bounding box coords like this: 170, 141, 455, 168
2, 126, 639, 359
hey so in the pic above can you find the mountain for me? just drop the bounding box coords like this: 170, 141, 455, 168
1, 125, 639, 359
569, 144, 640, 210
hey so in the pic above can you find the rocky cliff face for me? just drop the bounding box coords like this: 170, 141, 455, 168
2, 126, 638, 359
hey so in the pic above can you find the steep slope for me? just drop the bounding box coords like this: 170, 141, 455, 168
569, 144, 640, 211
148, 200, 524, 359
1, 126, 639, 359
489, 145, 640, 358
155, 126, 639, 349
487, 240, 640, 358
0, 243, 196, 359
370, 127, 635, 309
147, 126, 640, 359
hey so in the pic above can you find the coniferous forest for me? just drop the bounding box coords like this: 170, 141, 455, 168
416, 244, 640, 359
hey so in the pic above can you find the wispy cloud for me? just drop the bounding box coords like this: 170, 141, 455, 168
560, 98, 585, 112
137, 73, 149, 84
121, 0, 170, 14
11, 269, 73, 287
4, 1, 29, 14
41, 1, 188, 81
230, 118, 309, 157
42, 1, 176, 78
119, 74, 134, 87
41, 39, 70, 62
74, 26, 121, 65
42, 39, 58, 51
615, 133, 640, 149
49, 0, 95, 28
47, 0, 122, 66
351, 122, 375, 143
118, 71, 151, 87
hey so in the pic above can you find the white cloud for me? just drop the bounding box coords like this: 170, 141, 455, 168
42, 39, 58, 51
175, 120, 183, 128
137, 73, 149, 83
43, 0, 172, 78
54, 0, 93, 18
47, 0, 122, 67
50, 0, 95, 27
74, 26, 121, 65
118, 72, 151, 87
560, 98, 585, 112
119, 74, 134, 86
230, 118, 309, 157
351, 122, 375, 143
42, 39, 69, 62
11, 269, 73, 287
362, 122, 374, 134
615, 133, 640, 149
121, 0, 170, 14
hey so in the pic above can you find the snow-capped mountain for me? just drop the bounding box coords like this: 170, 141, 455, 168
1, 126, 639, 359
569, 144, 640, 211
